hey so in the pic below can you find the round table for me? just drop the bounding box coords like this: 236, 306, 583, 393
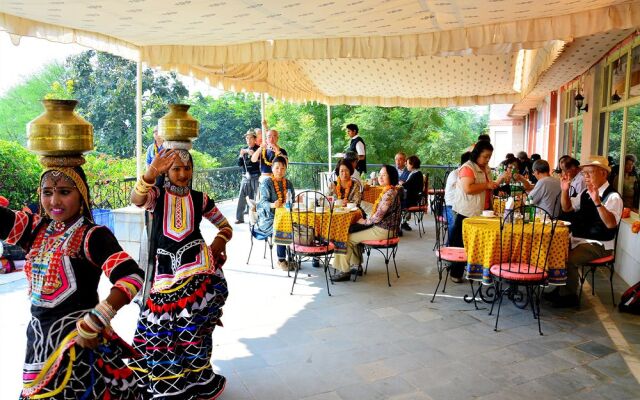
273, 207, 362, 254
362, 185, 385, 204
462, 216, 570, 285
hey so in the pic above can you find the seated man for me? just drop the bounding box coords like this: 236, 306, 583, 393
550, 156, 622, 307
516, 159, 562, 218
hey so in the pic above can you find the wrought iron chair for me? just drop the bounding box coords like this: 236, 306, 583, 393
489, 205, 557, 335
246, 197, 274, 269
289, 191, 335, 296
577, 225, 620, 307
430, 194, 467, 302
402, 192, 428, 237
357, 194, 403, 287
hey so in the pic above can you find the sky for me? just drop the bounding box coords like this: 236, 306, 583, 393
0, 31, 221, 97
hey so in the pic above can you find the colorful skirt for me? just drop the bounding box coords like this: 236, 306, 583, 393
21, 309, 140, 399
130, 271, 228, 399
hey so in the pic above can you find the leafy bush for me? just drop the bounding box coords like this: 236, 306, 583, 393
0, 140, 42, 207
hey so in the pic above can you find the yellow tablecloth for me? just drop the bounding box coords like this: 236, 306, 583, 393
273, 208, 362, 254
492, 197, 523, 215
462, 217, 569, 285
362, 185, 385, 204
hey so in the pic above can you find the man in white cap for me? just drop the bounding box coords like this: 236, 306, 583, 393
550, 155, 622, 307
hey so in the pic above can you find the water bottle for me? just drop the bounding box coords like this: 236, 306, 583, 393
527, 196, 535, 223
285, 191, 292, 210
523, 196, 531, 224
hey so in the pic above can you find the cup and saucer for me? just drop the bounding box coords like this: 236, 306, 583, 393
481, 210, 496, 218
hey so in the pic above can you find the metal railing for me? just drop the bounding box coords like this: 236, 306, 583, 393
88, 162, 455, 209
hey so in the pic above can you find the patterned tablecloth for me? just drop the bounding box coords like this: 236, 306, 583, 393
362, 185, 386, 204
273, 207, 362, 254
492, 197, 523, 215
462, 216, 570, 285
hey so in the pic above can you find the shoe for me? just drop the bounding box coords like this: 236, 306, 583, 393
332, 271, 351, 282
450, 276, 464, 283
234, 220, 244, 224
398, 230, 404, 237
552, 294, 579, 308
312, 258, 321, 268
401, 222, 412, 231
278, 260, 294, 271
350, 265, 363, 276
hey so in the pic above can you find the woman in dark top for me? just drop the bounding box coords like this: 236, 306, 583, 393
402, 155, 424, 208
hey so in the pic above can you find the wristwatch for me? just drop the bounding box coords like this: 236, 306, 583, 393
595, 203, 603, 208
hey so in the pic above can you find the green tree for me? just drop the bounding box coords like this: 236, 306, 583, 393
0, 140, 42, 206
65, 50, 189, 157
0, 63, 66, 144
189, 92, 261, 166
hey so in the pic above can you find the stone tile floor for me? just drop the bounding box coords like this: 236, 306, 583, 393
1, 200, 639, 399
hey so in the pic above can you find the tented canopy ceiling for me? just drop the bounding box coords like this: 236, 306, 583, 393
1, 1, 639, 108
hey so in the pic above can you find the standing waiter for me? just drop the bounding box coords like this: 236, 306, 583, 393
346, 123, 366, 174
235, 129, 261, 224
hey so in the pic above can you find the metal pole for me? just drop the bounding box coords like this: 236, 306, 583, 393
260, 93, 267, 144
327, 104, 332, 172
136, 61, 143, 177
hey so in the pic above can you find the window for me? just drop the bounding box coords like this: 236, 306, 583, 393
599, 36, 640, 213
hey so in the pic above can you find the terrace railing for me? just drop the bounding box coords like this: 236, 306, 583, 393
89, 162, 455, 209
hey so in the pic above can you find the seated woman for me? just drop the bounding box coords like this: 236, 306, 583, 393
332, 165, 401, 282
326, 159, 363, 205
494, 157, 521, 197
400, 155, 424, 231
257, 156, 295, 271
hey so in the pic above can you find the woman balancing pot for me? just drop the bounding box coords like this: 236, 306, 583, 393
129, 141, 232, 399
0, 99, 145, 399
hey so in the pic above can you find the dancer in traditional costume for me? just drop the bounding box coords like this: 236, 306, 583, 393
0, 165, 144, 399
1, 99, 144, 399
129, 147, 231, 399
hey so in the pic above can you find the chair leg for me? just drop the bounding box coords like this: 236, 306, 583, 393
363, 247, 372, 275
442, 265, 451, 293
392, 247, 399, 278
430, 260, 445, 303
577, 265, 587, 309
290, 254, 301, 295
608, 264, 617, 306
591, 267, 596, 296
489, 282, 498, 315
533, 285, 543, 335
246, 235, 254, 264
494, 282, 505, 332
269, 242, 274, 269
263, 239, 267, 259
384, 257, 391, 287
323, 255, 332, 296
469, 279, 479, 310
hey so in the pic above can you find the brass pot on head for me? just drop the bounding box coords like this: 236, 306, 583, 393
158, 104, 199, 143
27, 99, 94, 156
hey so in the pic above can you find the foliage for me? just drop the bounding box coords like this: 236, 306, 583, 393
83, 149, 219, 182
189, 92, 261, 166
0, 140, 42, 206
65, 50, 189, 157
44, 79, 75, 100
0, 63, 66, 144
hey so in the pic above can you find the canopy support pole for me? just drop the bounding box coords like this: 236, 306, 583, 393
260, 93, 267, 144
327, 104, 332, 172
135, 60, 143, 177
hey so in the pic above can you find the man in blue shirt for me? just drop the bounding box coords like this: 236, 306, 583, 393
395, 152, 410, 183
146, 127, 164, 167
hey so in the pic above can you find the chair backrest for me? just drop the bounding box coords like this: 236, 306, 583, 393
498, 205, 557, 277
430, 194, 447, 251
247, 196, 259, 226
382, 193, 403, 244
423, 172, 430, 195
290, 190, 333, 249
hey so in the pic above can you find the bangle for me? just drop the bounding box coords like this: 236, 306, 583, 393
84, 312, 104, 332
148, 164, 159, 175
76, 319, 98, 339
595, 203, 603, 208
138, 176, 154, 187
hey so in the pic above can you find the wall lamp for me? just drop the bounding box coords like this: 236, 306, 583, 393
574, 92, 588, 113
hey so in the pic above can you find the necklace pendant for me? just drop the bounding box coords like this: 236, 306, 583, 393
53, 221, 66, 233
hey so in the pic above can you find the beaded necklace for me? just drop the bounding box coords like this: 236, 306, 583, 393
30, 217, 84, 305
262, 146, 281, 167
372, 185, 393, 214
272, 178, 287, 204
336, 178, 353, 200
